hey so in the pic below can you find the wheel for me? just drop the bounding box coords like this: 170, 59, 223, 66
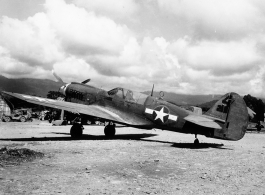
194, 138, 199, 146
4, 116, 11, 122
20, 116, 26, 122
61, 120, 67, 126
104, 125, 116, 137
70, 123, 83, 138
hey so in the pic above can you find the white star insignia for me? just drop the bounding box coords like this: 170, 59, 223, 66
154, 107, 168, 122
145, 107, 178, 122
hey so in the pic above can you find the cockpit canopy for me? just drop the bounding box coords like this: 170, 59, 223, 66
107, 87, 148, 105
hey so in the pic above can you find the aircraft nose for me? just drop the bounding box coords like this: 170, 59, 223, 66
59, 83, 70, 96
59, 85, 66, 95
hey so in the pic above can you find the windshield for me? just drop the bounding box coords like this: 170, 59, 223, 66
108, 87, 148, 105
107, 88, 124, 99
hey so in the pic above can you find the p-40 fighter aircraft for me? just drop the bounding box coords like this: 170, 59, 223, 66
1, 78, 248, 145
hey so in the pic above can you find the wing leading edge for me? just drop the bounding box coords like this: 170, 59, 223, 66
1, 91, 153, 127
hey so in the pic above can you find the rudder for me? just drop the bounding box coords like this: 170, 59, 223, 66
205, 92, 248, 141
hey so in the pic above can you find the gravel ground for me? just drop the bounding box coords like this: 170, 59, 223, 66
0, 120, 265, 195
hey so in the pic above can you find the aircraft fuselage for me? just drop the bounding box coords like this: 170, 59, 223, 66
62, 82, 212, 137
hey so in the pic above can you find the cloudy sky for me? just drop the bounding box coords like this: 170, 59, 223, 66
0, 0, 265, 96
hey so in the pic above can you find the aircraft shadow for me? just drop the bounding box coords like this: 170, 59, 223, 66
133, 138, 228, 149
0, 132, 230, 150
0, 133, 157, 142
170, 142, 228, 149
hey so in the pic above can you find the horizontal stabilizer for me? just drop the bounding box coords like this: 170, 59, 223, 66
184, 115, 222, 129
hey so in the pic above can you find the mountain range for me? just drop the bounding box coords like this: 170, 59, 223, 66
0, 75, 62, 97
0, 75, 221, 105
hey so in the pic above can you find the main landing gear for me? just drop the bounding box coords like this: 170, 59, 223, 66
70, 123, 84, 138
70, 122, 116, 138
194, 134, 199, 146
104, 123, 116, 137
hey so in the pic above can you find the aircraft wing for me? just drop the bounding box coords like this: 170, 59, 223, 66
1, 91, 153, 127
184, 114, 224, 129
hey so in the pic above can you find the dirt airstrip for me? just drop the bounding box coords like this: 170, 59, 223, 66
0, 121, 265, 195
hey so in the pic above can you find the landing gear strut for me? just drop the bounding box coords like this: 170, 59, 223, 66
104, 123, 116, 137
70, 123, 84, 138
194, 134, 199, 146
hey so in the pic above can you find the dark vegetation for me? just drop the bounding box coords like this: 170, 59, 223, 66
243, 94, 265, 122
197, 94, 265, 122
0, 147, 44, 166
47, 91, 65, 100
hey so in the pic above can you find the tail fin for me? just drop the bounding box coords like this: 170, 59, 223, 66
205, 92, 248, 141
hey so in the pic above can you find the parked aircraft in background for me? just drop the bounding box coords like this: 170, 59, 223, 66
1, 74, 249, 145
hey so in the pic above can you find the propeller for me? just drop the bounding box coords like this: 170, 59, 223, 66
52, 70, 64, 83
150, 84, 154, 96
52, 70, 91, 84
81, 79, 91, 84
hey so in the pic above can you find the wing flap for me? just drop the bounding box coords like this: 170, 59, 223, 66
184, 114, 223, 129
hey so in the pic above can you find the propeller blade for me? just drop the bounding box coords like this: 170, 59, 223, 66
151, 84, 154, 96
52, 70, 64, 83
81, 79, 91, 84
52, 70, 90, 84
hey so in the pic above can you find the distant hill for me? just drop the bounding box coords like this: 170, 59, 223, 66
143, 91, 221, 106
0, 75, 222, 105
0, 75, 62, 97
197, 99, 219, 112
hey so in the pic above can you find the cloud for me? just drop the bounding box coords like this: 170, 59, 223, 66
0, 46, 52, 79
45, 0, 133, 55
249, 65, 265, 97
0, 13, 63, 69
157, 0, 265, 40
84, 36, 181, 90
73, 0, 139, 19
1, 0, 265, 97
170, 36, 262, 76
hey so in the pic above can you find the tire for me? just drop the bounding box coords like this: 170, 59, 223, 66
20, 116, 26, 122
104, 125, 116, 137
70, 123, 83, 138
194, 138, 199, 146
4, 116, 11, 122
61, 120, 67, 126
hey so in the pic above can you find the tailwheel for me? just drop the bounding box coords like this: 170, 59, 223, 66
194, 134, 199, 146
104, 124, 116, 137
194, 138, 199, 146
70, 123, 84, 138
